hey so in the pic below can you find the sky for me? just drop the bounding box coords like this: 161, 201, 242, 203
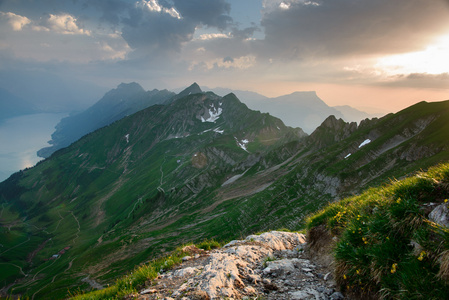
1, 0, 449, 113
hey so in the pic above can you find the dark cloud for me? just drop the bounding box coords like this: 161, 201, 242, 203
382, 72, 449, 89
231, 25, 259, 40
122, 12, 195, 53
86, 0, 234, 58
172, 0, 232, 29
82, 0, 129, 26
260, 0, 449, 59
223, 56, 233, 63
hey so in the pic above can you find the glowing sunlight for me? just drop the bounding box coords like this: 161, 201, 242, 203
376, 32, 449, 75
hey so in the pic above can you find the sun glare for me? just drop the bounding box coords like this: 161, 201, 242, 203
376, 33, 449, 75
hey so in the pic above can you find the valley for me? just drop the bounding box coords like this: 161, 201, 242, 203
1, 85, 449, 299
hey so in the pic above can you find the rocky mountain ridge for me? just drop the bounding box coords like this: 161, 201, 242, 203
131, 231, 343, 300
1, 89, 449, 299
208, 87, 380, 133
37, 82, 377, 159
37, 82, 176, 158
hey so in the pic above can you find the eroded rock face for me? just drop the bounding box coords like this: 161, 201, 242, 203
135, 231, 344, 300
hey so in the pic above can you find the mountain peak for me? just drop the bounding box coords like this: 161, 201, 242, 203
178, 82, 202, 97
308, 115, 358, 148
116, 82, 145, 93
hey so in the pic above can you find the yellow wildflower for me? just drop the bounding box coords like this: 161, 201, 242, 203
391, 263, 398, 274
418, 250, 426, 261
343, 274, 347, 280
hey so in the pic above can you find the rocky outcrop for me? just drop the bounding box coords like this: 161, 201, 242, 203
429, 203, 449, 228
134, 231, 344, 300
308, 116, 358, 149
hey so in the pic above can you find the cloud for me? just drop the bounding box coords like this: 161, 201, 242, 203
121, 6, 195, 54
189, 54, 256, 71
84, 0, 233, 60
260, 0, 449, 59
33, 13, 91, 35
0, 11, 31, 31
196, 33, 230, 40
0, 10, 129, 63
172, 0, 232, 29
382, 72, 449, 89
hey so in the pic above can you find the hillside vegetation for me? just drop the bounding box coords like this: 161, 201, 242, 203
2, 92, 449, 299
73, 162, 449, 299
307, 162, 449, 299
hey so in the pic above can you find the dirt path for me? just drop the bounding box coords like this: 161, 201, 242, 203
0, 262, 26, 276
51, 211, 65, 233
70, 211, 80, 244
132, 231, 344, 300
0, 236, 30, 256
127, 197, 143, 219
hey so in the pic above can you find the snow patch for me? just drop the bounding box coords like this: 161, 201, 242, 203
358, 139, 371, 148
200, 129, 213, 134
201, 104, 223, 123
235, 137, 249, 152
125, 134, 130, 143
345, 153, 351, 159
213, 128, 224, 134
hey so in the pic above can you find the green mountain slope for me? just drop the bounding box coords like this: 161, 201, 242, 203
1, 95, 449, 299
37, 82, 175, 158
0, 89, 304, 299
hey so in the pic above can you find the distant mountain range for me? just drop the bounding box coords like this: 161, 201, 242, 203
208, 87, 381, 133
37, 83, 378, 158
1, 83, 448, 298
37, 83, 176, 158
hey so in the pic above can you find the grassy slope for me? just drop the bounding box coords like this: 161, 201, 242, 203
306, 162, 449, 299
73, 163, 449, 300
0, 93, 301, 299
2, 100, 449, 299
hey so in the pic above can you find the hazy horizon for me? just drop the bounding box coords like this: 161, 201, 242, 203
0, 0, 448, 114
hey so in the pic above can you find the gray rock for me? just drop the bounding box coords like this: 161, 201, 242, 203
294, 243, 306, 252
429, 203, 449, 227
331, 291, 344, 299
290, 290, 311, 299
324, 288, 334, 295
140, 288, 157, 294
302, 268, 313, 272
324, 272, 332, 281
173, 267, 199, 278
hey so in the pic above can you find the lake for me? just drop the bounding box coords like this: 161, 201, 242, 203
0, 113, 66, 182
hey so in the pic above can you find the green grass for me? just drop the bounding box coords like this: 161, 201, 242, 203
195, 239, 222, 250
69, 240, 219, 300
306, 162, 449, 299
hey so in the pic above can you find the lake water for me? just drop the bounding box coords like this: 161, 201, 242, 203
0, 113, 66, 182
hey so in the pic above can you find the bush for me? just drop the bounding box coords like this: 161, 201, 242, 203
306, 162, 449, 299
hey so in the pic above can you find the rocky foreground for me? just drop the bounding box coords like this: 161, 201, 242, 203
130, 231, 344, 300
